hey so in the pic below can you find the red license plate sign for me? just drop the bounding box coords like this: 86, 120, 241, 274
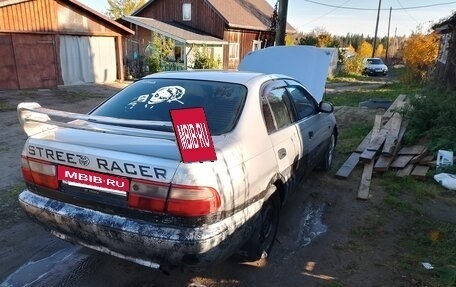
170, 107, 217, 163
58, 166, 129, 192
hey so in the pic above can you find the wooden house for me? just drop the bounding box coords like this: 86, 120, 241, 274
0, 0, 133, 90
434, 13, 456, 89
120, 0, 295, 72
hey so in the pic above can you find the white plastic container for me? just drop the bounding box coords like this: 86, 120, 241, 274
436, 150, 453, 168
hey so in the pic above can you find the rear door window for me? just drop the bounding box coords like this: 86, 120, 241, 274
264, 88, 294, 131
91, 79, 247, 135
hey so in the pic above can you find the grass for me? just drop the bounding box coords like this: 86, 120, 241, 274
0, 184, 26, 228
336, 122, 372, 155
62, 91, 106, 101
0, 100, 15, 112
396, 217, 456, 286
326, 82, 418, 107
327, 73, 370, 83
376, 173, 456, 286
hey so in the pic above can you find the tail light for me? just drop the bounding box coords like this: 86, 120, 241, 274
166, 185, 221, 216
128, 180, 221, 217
21, 156, 58, 189
128, 179, 169, 213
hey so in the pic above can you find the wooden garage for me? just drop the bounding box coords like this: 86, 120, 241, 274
0, 0, 134, 90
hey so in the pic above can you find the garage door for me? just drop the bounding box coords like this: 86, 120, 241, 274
60, 36, 117, 85
0, 34, 58, 90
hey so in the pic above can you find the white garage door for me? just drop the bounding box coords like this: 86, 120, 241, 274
60, 36, 117, 85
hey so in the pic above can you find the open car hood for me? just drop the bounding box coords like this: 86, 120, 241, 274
238, 45, 332, 103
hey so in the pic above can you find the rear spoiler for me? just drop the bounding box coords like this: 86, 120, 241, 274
17, 102, 176, 141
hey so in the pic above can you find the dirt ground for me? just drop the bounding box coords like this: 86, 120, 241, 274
0, 81, 450, 287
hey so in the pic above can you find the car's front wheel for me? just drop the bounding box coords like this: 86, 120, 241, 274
237, 191, 280, 261
319, 132, 336, 171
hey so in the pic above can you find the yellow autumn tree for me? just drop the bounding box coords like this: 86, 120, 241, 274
357, 41, 373, 58
402, 32, 439, 84
374, 43, 384, 57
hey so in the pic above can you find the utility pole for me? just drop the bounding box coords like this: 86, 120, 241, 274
275, 0, 289, 46
372, 0, 382, 57
385, 6, 392, 64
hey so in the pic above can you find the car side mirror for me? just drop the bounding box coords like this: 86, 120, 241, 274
319, 102, 334, 113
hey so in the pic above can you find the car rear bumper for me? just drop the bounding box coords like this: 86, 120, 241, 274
19, 190, 261, 270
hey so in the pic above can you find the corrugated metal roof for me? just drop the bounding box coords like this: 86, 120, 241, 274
122, 16, 228, 44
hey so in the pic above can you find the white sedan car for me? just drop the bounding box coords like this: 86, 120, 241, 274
18, 48, 337, 271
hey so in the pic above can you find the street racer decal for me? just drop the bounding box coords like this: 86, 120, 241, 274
127, 86, 185, 109
27, 145, 167, 180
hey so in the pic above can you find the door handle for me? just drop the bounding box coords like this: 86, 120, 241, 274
309, 131, 314, 139
278, 148, 287, 159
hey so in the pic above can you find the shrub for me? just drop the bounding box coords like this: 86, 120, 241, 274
343, 56, 364, 75
192, 49, 221, 69
403, 84, 456, 152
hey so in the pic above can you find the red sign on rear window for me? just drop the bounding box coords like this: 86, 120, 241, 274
170, 107, 217, 163
58, 166, 129, 192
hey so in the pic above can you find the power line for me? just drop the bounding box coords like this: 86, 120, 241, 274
296, 0, 352, 29
396, 0, 420, 25
303, 0, 456, 10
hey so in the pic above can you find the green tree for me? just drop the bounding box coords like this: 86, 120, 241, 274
107, 0, 145, 19
147, 32, 175, 73
192, 48, 221, 69
269, 1, 279, 40
299, 35, 318, 46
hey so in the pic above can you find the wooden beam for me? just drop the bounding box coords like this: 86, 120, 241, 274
390, 155, 414, 168
374, 155, 394, 172
411, 151, 430, 164
355, 130, 373, 152
398, 145, 427, 155
396, 164, 414, 177
382, 94, 407, 120
360, 114, 386, 162
411, 165, 430, 180
335, 152, 361, 179
419, 155, 434, 165
382, 113, 403, 156
357, 160, 374, 200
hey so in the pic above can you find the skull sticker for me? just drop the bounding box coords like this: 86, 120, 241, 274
127, 86, 185, 109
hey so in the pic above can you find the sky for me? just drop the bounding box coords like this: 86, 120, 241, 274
78, 0, 456, 37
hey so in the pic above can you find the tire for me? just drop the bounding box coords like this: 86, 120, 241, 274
237, 191, 280, 261
319, 132, 336, 171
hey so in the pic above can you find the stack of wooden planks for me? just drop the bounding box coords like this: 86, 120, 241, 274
335, 94, 434, 200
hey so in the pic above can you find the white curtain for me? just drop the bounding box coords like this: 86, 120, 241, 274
60, 36, 116, 85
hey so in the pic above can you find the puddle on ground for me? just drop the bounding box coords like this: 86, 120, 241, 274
0, 246, 89, 287
297, 202, 328, 247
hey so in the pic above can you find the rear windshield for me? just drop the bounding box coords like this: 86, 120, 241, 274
90, 79, 247, 136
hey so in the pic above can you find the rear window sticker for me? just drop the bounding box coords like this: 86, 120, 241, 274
127, 86, 186, 110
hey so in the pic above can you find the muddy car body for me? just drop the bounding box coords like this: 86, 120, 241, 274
18, 47, 337, 271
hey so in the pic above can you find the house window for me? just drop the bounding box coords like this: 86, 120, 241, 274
229, 43, 239, 60
174, 46, 184, 62
183, 3, 191, 21
252, 40, 262, 51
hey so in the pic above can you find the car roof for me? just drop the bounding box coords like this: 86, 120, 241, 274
142, 70, 289, 85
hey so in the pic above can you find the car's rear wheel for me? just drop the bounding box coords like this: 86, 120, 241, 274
237, 191, 280, 261
319, 132, 336, 171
